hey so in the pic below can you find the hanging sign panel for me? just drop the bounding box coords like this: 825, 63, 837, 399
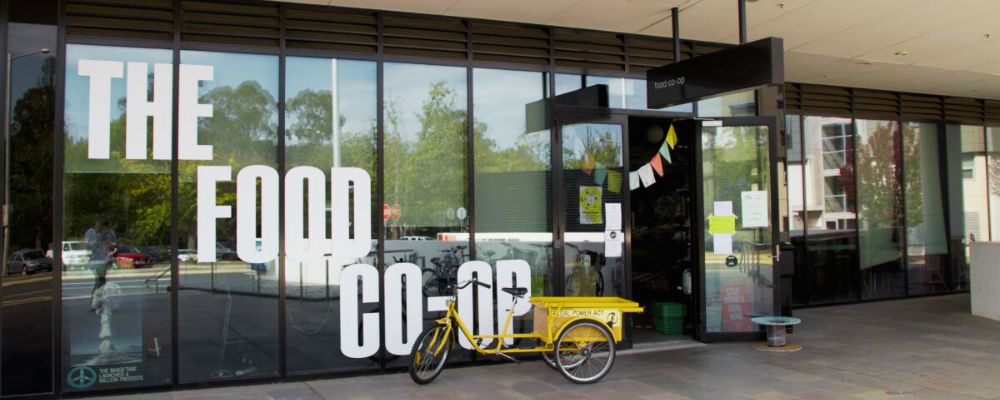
646, 37, 784, 109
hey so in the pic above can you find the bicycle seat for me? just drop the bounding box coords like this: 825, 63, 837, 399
502, 287, 528, 298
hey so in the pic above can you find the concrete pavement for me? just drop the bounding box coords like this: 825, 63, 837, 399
84, 294, 1000, 400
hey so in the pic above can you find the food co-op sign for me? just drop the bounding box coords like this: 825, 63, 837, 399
77, 59, 532, 358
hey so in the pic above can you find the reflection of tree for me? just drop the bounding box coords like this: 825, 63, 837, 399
841, 122, 921, 229
8, 57, 55, 253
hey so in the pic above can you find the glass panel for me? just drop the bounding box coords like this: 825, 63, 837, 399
284, 56, 378, 375
473, 68, 551, 294
701, 124, 773, 333
4, 4, 57, 394
584, 76, 624, 108
904, 122, 948, 295
855, 120, 906, 300
623, 78, 693, 113
553, 73, 581, 96
989, 127, 1000, 242
177, 50, 280, 383
946, 125, 986, 291
473, 68, 550, 348
696, 90, 756, 118
785, 115, 809, 306
62, 44, 174, 393
802, 117, 857, 303
383, 62, 469, 365
561, 123, 624, 297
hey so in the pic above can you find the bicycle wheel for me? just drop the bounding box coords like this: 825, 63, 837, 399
554, 320, 615, 384
408, 324, 452, 384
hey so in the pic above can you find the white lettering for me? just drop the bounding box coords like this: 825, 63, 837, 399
384, 263, 423, 355
78, 60, 123, 160
457, 261, 494, 349
196, 166, 231, 262
284, 166, 327, 262
330, 167, 371, 259
125, 62, 173, 160
236, 165, 279, 263
340, 264, 379, 358
178, 64, 214, 160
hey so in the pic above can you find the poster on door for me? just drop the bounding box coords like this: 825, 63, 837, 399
719, 284, 753, 332
579, 186, 603, 225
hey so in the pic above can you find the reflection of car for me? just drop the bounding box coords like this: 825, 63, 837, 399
401, 236, 431, 241
177, 249, 197, 263
7, 249, 53, 275
114, 245, 154, 269
62, 241, 90, 268
141, 245, 171, 263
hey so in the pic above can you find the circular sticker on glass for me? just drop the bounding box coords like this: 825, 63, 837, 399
725, 255, 738, 268
456, 207, 467, 220
67, 365, 98, 389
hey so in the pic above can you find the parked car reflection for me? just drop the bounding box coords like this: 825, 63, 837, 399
113, 245, 155, 269
7, 249, 53, 275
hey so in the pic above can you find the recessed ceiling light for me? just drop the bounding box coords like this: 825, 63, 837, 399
894, 49, 908, 56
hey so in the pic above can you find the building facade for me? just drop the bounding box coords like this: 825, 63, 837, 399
0, 0, 996, 398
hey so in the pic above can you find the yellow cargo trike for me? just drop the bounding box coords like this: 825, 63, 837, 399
408, 277, 643, 385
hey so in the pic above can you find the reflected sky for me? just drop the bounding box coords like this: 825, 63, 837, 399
473, 68, 544, 149
285, 57, 376, 143
383, 62, 466, 142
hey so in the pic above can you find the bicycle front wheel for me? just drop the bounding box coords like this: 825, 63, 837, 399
555, 320, 615, 384
408, 324, 452, 384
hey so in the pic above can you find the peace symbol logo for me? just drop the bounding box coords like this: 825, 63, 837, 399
67, 365, 98, 389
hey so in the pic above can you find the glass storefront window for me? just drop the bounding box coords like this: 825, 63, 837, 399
6, 3, 57, 395
472, 68, 551, 294
904, 122, 948, 295
63, 44, 173, 391
585, 76, 625, 108
284, 56, 378, 375
623, 78, 693, 113
697, 90, 756, 118
855, 119, 906, 300
946, 125, 987, 291
177, 50, 280, 383
803, 116, 858, 304
554, 73, 581, 96
383, 62, 470, 364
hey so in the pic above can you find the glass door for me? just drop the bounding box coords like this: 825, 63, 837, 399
695, 117, 778, 340
557, 119, 627, 299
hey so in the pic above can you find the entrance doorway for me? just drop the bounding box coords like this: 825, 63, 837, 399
627, 117, 696, 343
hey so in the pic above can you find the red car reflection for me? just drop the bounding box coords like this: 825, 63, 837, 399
114, 245, 154, 269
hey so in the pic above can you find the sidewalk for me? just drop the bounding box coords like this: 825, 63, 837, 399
88, 294, 1000, 400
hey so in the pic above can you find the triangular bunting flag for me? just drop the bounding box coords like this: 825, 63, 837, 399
637, 164, 655, 187
658, 140, 672, 164
650, 153, 664, 176
666, 124, 678, 149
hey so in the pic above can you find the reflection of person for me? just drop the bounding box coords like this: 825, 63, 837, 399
85, 219, 118, 355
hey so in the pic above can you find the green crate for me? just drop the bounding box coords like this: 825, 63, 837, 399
652, 302, 685, 318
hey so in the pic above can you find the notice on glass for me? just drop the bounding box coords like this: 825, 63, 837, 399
579, 186, 603, 225
741, 191, 768, 228
605, 203, 622, 231
605, 230, 623, 257
713, 233, 733, 254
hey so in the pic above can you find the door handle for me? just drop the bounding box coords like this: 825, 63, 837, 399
772, 244, 780, 263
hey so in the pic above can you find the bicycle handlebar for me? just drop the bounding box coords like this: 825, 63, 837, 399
455, 278, 491, 290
